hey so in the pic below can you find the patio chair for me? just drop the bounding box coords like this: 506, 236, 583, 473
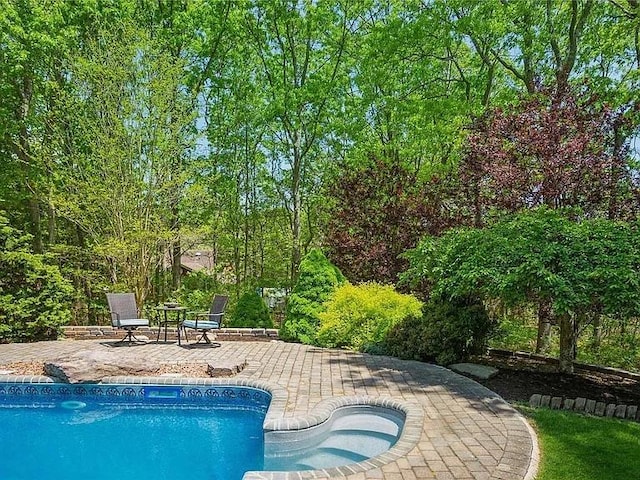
182, 294, 228, 345
106, 293, 150, 345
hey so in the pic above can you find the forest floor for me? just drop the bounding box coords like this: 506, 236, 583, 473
468, 355, 640, 405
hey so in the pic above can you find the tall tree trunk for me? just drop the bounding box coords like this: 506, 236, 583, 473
170, 185, 181, 290
47, 201, 57, 244
171, 237, 181, 290
536, 298, 553, 354
15, 74, 43, 253
28, 196, 43, 253
291, 140, 302, 283
591, 313, 602, 351
558, 314, 575, 374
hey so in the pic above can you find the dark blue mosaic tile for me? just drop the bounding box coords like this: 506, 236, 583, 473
73, 386, 87, 396
7, 386, 21, 395
105, 387, 120, 397
0, 383, 270, 413
222, 389, 236, 399
24, 386, 38, 396
205, 388, 220, 398
121, 387, 137, 397
89, 386, 103, 396
57, 386, 71, 395
188, 389, 203, 398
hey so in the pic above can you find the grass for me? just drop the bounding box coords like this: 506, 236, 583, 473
520, 407, 640, 480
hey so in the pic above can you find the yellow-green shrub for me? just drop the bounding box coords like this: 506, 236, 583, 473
316, 282, 422, 351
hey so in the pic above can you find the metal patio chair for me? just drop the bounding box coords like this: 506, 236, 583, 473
106, 293, 150, 345
182, 294, 228, 345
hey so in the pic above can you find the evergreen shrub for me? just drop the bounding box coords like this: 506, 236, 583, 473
228, 290, 273, 328
0, 214, 73, 342
280, 249, 345, 344
385, 296, 495, 365
316, 282, 422, 352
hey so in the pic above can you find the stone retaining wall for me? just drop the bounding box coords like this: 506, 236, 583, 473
488, 348, 640, 381
62, 325, 279, 341
529, 393, 639, 422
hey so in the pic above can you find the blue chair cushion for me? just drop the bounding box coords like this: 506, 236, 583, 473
118, 318, 149, 328
183, 320, 219, 330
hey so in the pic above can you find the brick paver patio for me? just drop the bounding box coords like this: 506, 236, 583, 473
0, 339, 538, 479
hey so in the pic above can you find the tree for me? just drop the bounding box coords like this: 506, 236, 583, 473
404, 208, 640, 373
0, 212, 73, 341
243, 0, 352, 282
316, 282, 422, 352
56, 24, 194, 308
0, 0, 82, 252
444, 0, 594, 94
229, 290, 273, 328
461, 85, 636, 226
280, 248, 345, 344
325, 156, 458, 284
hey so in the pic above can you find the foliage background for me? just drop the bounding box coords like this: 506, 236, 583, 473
3, 0, 640, 368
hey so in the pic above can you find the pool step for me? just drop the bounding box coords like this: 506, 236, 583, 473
291, 429, 397, 470
330, 412, 401, 437
319, 429, 397, 458
264, 405, 405, 471
293, 446, 369, 470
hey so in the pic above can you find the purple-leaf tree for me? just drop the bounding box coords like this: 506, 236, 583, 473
461, 85, 637, 226
324, 156, 459, 285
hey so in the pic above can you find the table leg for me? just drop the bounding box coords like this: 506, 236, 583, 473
164, 310, 169, 342
177, 311, 181, 346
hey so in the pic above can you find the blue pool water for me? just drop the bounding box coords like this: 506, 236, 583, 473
0, 386, 266, 480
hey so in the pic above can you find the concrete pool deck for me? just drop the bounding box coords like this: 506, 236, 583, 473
0, 339, 538, 480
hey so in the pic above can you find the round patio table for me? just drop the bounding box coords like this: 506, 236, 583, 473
155, 306, 187, 345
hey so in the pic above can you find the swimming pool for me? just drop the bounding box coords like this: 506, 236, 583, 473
0, 381, 415, 480
0, 383, 269, 480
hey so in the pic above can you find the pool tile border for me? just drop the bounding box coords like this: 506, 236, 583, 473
0, 375, 422, 479
0, 377, 272, 412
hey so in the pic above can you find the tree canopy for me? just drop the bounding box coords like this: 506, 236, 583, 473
2, 0, 640, 369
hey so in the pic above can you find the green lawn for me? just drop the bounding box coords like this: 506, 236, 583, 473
521, 407, 640, 480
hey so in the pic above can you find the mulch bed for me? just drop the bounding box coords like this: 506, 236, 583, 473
469, 357, 640, 405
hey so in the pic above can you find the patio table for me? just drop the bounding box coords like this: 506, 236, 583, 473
155, 306, 187, 345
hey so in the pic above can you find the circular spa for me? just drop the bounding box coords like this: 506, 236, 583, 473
0, 383, 406, 480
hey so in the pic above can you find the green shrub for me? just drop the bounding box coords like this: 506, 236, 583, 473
0, 215, 73, 342
228, 290, 273, 328
174, 271, 221, 312
385, 296, 495, 365
316, 282, 423, 352
491, 317, 538, 352
280, 249, 345, 344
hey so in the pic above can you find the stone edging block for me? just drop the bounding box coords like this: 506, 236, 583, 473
529, 393, 640, 422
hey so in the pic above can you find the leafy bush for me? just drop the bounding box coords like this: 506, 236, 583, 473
49, 244, 112, 325
491, 317, 538, 353
228, 290, 273, 328
174, 271, 221, 312
385, 297, 495, 365
280, 249, 345, 344
0, 215, 73, 342
316, 282, 422, 352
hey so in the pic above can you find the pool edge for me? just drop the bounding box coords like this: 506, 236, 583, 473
0, 375, 423, 479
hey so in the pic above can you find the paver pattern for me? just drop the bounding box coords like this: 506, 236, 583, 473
0, 339, 538, 479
